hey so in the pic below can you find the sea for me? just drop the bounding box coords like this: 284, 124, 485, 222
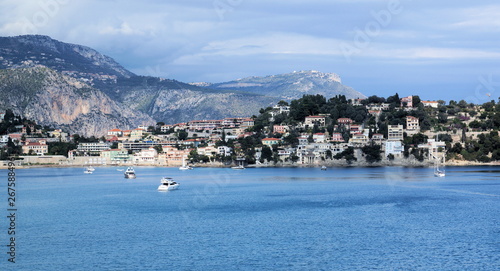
0, 166, 499, 271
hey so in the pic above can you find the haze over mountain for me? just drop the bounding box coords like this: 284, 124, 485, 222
0, 35, 366, 136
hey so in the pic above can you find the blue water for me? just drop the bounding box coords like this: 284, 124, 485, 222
1, 166, 499, 270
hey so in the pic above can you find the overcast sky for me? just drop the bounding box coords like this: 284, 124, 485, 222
1, 0, 499, 102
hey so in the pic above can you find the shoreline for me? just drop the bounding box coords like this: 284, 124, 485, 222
2, 159, 499, 170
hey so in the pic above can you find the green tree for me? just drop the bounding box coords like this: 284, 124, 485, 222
261, 145, 273, 162
177, 130, 188, 140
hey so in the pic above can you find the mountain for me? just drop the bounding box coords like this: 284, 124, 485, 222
100, 76, 276, 124
0, 66, 154, 137
0, 35, 134, 81
0, 35, 366, 136
199, 70, 366, 101
0, 35, 276, 134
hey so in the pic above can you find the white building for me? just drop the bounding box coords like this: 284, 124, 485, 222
77, 142, 111, 154
388, 125, 404, 141
385, 141, 404, 158
133, 147, 158, 164
218, 146, 232, 156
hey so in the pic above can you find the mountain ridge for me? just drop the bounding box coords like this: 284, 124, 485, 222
0, 35, 366, 136
196, 70, 366, 101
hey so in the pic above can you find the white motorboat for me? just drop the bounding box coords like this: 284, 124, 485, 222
87, 166, 95, 172
321, 166, 327, 171
158, 177, 180, 191
124, 167, 136, 179
84, 167, 93, 174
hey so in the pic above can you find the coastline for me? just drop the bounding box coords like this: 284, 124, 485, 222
2, 158, 499, 170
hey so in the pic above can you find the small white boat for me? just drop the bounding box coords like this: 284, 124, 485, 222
158, 177, 180, 191
179, 156, 193, 170
232, 159, 245, 170
87, 166, 95, 172
124, 167, 136, 179
321, 166, 327, 171
434, 155, 446, 177
434, 170, 445, 177
84, 167, 93, 174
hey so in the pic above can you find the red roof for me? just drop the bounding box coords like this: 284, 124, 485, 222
262, 138, 281, 141
109, 129, 122, 132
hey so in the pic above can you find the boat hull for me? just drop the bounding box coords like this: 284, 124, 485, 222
158, 184, 179, 191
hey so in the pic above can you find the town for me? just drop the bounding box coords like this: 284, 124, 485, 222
1, 93, 500, 168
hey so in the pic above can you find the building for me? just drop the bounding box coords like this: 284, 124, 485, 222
304, 116, 326, 127
350, 124, 362, 135
119, 141, 177, 152
197, 146, 219, 157
313, 133, 327, 143
48, 129, 69, 142
218, 146, 232, 156
385, 141, 404, 158
388, 125, 404, 141
331, 133, 344, 142
100, 149, 131, 164
418, 139, 446, 160
160, 146, 191, 166
241, 118, 255, 129
350, 133, 369, 146
133, 147, 158, 164
337, 118, 354, 125
107, 129, 123, 137
366, 103, 390, 111
8, 133, 23, 143
298, 136, 309, 145
188, 120, 222, 130
273, 125, 289, 134
77, 142, 111, 154
272, 105, 291, 114
371, 134, 385, 145
406, 116, 420, 132
421, 101, 439, 108
22, 140, 48, 155
351, 98, 365, 106
0, 135, 9, 144
262, 138, 282, 147
160, 125, 173, 133
129, 129, 146, 141
222, 118, 246, 128
400, 96, 413, 107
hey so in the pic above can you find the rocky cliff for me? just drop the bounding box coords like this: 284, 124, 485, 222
0, 66, 154, 136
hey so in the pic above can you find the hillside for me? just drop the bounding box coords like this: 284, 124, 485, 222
0, 66, 154, 137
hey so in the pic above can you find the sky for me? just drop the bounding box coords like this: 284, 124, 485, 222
1, 0, 499, 103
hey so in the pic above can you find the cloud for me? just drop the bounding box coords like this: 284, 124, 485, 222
450, 5, 500, 29
1, 0, 499, 101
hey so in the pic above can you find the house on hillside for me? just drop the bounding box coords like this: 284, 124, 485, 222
406, 116, 420, 133
400, 96, 413, 107
304, 116, 326, 127
22, 140, 48, 155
